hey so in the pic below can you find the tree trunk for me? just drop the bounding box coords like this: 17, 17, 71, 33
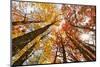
60, 36, 67, 63
66, 32, 96, 61
12, 30, 52, 66
12, 23, 54, 56
62, 44, 67, 63
12, 20, 44, 26
12, 42, 36, 66
53, 47, 58, 63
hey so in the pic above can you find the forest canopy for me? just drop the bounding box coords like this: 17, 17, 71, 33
11, 1, 96, 66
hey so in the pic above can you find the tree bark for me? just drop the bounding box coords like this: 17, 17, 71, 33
12, 23, 54, 56
61, 44, 67, 63
12, 30, 52, 66
66, 32, 96, 61
12, 42, 36, 66
60, 36, 67, 63
12, 20, 44, 26
53, 47, 58, 63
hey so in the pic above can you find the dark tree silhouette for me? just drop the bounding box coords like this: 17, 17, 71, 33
12, 22, 54, 56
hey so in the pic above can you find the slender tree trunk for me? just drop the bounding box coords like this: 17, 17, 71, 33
76, 38, 96, 58
12, 30, 52, 66
66, 32, 96, 61
12, 23, 54, 56
53, 47, 58, 63
12, 20, 44, 26
70, 23, 95, 31
65, 46, 79, 61
62, 44, 67, 63
60, 36, 67, 63
12, 42, 36, 66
